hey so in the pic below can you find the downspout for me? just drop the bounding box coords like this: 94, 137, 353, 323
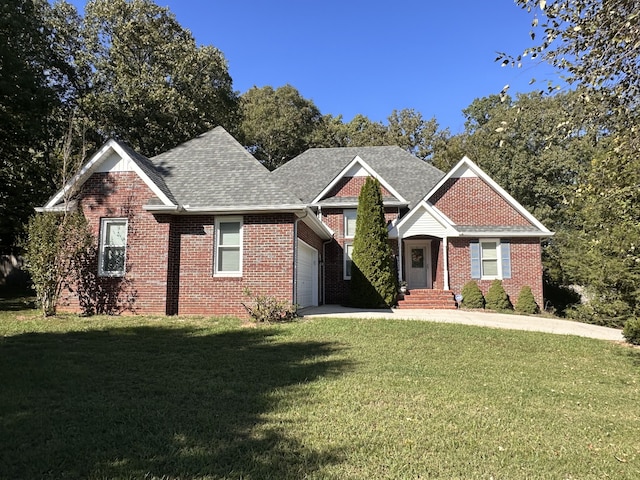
397, 226, 404, 284
321, 237, 333, 305
293, 211, 308, 306
443, 235, 450, 290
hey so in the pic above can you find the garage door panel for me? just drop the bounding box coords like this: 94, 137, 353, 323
296, 240, 318, 308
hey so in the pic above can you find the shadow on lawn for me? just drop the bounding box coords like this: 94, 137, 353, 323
0, 325, 351, 479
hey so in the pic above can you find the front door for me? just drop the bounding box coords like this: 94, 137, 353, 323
405, 242, 431, 289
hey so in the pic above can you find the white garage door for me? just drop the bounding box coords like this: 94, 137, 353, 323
296, 240, 318, 308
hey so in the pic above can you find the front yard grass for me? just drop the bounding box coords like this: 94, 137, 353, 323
1, 306, 638, 479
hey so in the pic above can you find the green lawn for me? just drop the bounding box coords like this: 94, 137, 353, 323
0, 305, 638, 479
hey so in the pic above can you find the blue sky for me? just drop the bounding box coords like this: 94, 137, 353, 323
68, 0, 559, 133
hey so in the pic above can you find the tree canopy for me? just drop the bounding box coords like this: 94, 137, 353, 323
240, 85, 323, 170
503, 0, 640, 109
73, 0, 239, 157
0, 0, 64, 248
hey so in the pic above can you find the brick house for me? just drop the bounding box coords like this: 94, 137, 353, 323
40, 126, 552, 316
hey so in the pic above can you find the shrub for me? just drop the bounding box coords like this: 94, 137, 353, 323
485, 280, 513, 311
242, 289, 298, 323
622, 318, 640, 345
460, 281, 485, 309
24, 212, 93, 316
515, 285, 540, 314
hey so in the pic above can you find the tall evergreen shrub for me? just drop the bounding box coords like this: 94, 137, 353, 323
349, 177, 397, 308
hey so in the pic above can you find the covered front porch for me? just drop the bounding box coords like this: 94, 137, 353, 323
395, 235, 457, 309
389, 201, 458, 309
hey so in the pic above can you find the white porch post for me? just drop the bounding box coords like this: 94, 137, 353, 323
397, 229, 404, 283
443, 236, 450, 290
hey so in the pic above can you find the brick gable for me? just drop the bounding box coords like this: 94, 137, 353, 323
326, 176, 394, 199
431, 177, 531, 226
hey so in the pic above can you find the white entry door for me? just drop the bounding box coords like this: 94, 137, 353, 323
405, 242, 431, 289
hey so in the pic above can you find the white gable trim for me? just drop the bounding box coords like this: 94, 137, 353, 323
311, 155, 408, 205
424, 156, 551, 234
389, 200, 457, 239
43, 140, 175, 210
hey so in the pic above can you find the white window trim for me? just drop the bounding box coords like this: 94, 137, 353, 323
344, 242, 354, 280
98, 218, 127, 277
344, 209, 357, 239
480, 238, 502, 280
214, 216, 243, 277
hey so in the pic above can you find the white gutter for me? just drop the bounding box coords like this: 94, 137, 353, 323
456, 230, 555, 238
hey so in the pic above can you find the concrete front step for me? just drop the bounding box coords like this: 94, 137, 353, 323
396, 289, 457, 309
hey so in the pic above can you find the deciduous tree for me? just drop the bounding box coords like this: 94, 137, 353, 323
239, 85, 323, 169
75, 0, 238, 157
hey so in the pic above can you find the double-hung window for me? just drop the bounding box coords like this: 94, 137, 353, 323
344, 243, 354, 280
470, 238, 511, 280
344, 209, 357, 238
215, 217, 242, 276
99, 218, 127, 276
344, 210, 357, 279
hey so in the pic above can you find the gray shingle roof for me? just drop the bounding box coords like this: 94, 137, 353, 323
116, 141, 178, 205
272, 146, 445, 209
149, 127, 303, 208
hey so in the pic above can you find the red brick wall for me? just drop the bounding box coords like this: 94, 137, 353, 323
447, 237, 543, 307
327, 176, 394, 198
60, 172, 171, 314
432, 177, 531, 226
61, 172, 300, 317
172, 214, 296, 316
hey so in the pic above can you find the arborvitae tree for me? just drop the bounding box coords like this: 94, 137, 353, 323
515, 285, 540, 315
485, 280, 513, 311
349, 177, 397, 308
460, 281, 485, 309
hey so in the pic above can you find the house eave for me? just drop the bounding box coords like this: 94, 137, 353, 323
454, 230, 554, 238
177, 204, 310, 214
34, 200, 78, 213
142, 204, 334, 239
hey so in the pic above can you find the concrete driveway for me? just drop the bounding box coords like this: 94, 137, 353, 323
300, 305, 625, 342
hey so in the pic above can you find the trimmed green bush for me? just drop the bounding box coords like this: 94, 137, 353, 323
485, 280, 513, 311
460, 281, 485, 309
349, 177, 397, 308
515, 285, 540, 314
622, 318, 640, 345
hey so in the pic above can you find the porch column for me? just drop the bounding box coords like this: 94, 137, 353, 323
397, 232, 404, 282
443, 236, 450, 290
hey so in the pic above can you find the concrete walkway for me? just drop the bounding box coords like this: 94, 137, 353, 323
300, 305, 625, 342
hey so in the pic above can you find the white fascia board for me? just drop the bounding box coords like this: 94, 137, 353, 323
177, 204, 309, 214
456, 230, 555, 238
297, 207, 334, 240
148, 204, 334, 239
311, 155, 408, 205
35, 200, 78, 213
44, 140, 175, 209
424, 156, 552, 234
